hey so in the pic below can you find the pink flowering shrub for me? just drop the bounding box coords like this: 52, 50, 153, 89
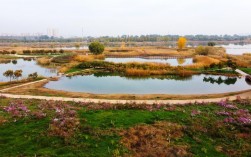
48, 106, 80, 138
3, 101, 30, 118
216, 111, 231, 116
218, 100, 238, 109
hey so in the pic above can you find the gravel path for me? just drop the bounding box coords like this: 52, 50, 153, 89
1, 91, 250, 105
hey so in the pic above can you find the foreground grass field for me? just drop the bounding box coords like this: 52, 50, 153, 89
0, 97, 251, 156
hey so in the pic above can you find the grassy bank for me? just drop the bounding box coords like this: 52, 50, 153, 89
0, 98, 250, 156
240, 68, 251, 75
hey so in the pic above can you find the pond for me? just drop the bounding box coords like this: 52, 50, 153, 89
44, 74, 250, 95
105, 58, 193, 66
0, 59, 57, 82
220, 44, 251, 55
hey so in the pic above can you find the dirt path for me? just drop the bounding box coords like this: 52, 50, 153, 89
0, 91, 250, 105
0, 79, 48, 92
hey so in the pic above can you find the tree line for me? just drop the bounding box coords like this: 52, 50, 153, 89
3, 70, 38, 82
0, 34, 250, 42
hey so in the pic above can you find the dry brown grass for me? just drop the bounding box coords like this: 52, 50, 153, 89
230, 54, 251, 68
105, 47, 195, 57
177, 70, 196, 77
59, 62, 79, 73
73, 54, 105, 62
93, 54, 105, 60
37, 57, 51, 65
73, 55, 94, 62
243, 53, 251, 56
125, 68, 167, 76
186, 56, 220, 68
120, 121, 191, 157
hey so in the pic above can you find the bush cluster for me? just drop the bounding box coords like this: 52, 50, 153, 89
23, 49, 64, 55
89, 42, 105, 55
195, 46, 209, 56
0, 50, 17, 55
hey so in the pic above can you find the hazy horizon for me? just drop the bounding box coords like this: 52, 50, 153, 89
1, 0, 251, 37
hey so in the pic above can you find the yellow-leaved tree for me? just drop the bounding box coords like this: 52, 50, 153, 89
177, 37, 187, 50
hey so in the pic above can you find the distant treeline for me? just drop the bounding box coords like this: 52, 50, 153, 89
0, 34, 251, 43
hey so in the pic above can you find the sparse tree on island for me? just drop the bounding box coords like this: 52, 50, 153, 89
28, 72, 38, 79
14, 70, 23, 80
177, 37, 187, 50
3, 70, 14, 82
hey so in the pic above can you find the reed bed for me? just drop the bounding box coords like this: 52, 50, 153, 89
186, 56, 220, 69
37, 57, 51, 65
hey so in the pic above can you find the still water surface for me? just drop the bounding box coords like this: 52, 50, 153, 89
44, 74, 250, 94
105, 58, 193, 66
0, 59, 57, 82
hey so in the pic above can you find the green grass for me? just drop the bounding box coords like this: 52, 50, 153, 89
80, 109, 189, 129
66, 67, 82, 74
0, 99, 250, 156
240, 68, 251, 75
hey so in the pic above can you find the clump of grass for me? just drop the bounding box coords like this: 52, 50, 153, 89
73, 55, 94, 62
93, 54, 105, 60
125, 68, 150, 76
243, 53, 251, 56
73, 54, 105, 62
177, 70, 195, 77
187, 56, 220, 68
125, 68, 168, 76
37, 57, 51, 65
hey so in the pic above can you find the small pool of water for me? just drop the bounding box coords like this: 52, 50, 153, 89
44, 74, 250, 95
0, 59, 57, 82
220, 44, 251, 55
105, 58, 193, 66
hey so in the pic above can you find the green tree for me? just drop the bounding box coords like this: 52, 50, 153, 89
89, 42, 105, 55
3, 70, 14, 81
208, 42, 216, 47
195, 46, 209, 56
28, 72, 38, 79
14, 70, 23, 80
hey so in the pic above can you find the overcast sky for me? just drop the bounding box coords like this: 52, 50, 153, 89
0, 0, 251, 37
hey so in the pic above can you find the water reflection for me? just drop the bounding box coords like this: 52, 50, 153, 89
246, 76, 251, 85
177, 58, 185, 65
12, 60, 17, 65
45, 74, 250, 94
0, 59, 57, 82
104, 58, 193, 66
92, 72, 193, 81
203, 76, 237, 85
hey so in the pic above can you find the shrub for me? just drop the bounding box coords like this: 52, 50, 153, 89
89, 42, 105, 55
208, 42, 216, 46
52, 55, 74, 63
37, 57, 51, 65
28, 72, 38, 79
195, 46, 209, 56
11, 50, 17, 54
